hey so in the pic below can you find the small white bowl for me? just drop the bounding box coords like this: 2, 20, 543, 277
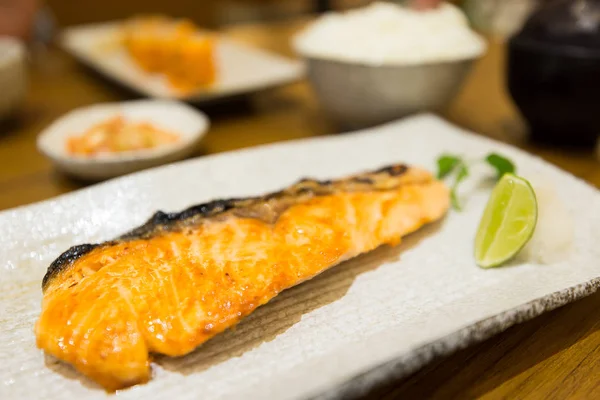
0, 36, 27, 120
37, 100, 209, 180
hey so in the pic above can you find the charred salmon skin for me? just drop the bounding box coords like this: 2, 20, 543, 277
35, 164, 449, 390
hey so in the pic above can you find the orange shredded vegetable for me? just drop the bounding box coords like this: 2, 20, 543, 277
66, 116, 181, 156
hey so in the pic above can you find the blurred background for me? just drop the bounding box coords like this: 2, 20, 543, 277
0, 0, 598, 210
3, 0, 540, 44
42, 0, 537, 33
47, 0, 370, 27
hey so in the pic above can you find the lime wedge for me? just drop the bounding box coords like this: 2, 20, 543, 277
475, 174, 538, 268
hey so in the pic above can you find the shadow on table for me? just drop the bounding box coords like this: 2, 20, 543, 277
0, 116, 22, 139
0, 108, 40, 140
366, 290, 600, 399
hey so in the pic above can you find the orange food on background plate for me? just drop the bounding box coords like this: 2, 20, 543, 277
66, 116, 180, 156
165, 35, 216, 92
123, 16, 216, 92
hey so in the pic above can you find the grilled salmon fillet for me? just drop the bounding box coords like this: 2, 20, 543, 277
36, 164, 449, 391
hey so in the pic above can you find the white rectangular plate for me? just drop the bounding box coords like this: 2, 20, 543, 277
60, 22, 304, 101
1, 115, 599, 399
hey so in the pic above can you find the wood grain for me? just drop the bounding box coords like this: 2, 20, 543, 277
1, 18, 599, 400
44, 0, 368, 27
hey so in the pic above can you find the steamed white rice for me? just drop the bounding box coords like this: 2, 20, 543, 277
294, 2, 486, 65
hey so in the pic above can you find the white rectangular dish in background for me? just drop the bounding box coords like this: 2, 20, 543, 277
60, 22, 304, 102
1, 115, 598, 399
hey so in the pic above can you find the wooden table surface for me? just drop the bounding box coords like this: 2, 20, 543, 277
2, 19, 599, 399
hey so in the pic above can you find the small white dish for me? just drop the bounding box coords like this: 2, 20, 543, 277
60, 22, 304, 102
37, 100, 209, 180
0, 36, 27, 120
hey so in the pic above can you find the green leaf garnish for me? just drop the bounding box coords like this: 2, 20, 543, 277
485, 153, 516, 179
450, 190, 461, 211
436, 152, 516, 211
436, 155, 460, 179
450, 163, 469, 211
455, 163, 469, 183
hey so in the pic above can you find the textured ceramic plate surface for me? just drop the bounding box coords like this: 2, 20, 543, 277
1, 115, 599, 399
61, 23, 304, 101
